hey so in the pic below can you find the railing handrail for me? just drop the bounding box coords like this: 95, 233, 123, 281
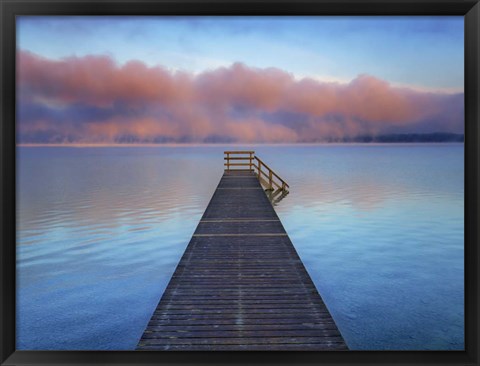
224, 150, 254, 172
224, 151, 289, 192
253, 156, 289, 189
224, 150, 255, 154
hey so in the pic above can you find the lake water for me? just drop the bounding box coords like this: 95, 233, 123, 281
16, 144, 464, 350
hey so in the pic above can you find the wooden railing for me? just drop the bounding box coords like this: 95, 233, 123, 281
254, 156, 289, 192
224, 151, 255, 171
224, 151, 289, 192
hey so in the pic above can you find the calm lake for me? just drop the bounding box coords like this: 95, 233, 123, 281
16, 144, 464, 350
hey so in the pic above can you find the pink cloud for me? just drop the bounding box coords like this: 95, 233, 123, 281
17, 50, 464, 143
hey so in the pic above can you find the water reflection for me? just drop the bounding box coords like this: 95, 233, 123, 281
266, 189, 289, 206
16, 144, 464, 350
17, 148, 223, 233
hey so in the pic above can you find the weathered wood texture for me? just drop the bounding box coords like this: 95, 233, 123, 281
137, 171, 347, 351
224, 150, 289, 192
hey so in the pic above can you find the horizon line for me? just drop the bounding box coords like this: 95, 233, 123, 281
17, 142, 465, 148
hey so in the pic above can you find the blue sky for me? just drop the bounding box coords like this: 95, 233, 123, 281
16, 16, 464, 144
17, 16, 464, 92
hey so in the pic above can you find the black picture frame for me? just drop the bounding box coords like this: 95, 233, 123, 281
1, 1, 479, 365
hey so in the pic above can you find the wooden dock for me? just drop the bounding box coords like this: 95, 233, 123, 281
137, 152, 347, 351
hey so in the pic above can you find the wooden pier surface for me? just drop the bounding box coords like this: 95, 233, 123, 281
137, 170, 347, 351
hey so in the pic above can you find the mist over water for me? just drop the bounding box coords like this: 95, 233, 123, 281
16, 144, 464, 350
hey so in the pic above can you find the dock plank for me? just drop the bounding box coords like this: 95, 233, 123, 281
137, 171, 348, 351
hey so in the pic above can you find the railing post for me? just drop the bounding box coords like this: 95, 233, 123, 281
224, 152, 288, 192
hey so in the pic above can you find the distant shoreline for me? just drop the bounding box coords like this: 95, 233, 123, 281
17, 142, 465, 148
17, 133, 465, 147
